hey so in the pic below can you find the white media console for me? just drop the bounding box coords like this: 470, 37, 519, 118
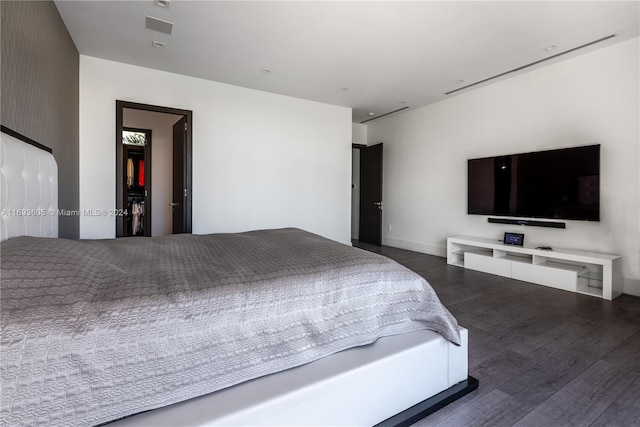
447, 236, 622, 300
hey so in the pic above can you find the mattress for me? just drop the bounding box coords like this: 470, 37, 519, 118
1, 228, 459, 426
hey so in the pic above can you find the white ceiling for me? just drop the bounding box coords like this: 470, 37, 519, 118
55, 1, 639, 123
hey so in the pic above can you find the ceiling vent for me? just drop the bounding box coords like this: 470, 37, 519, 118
445, 34, 616, 95
360, 106, 410, 124
145, 16, 173, 35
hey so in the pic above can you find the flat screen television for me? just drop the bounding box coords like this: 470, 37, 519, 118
468, 145, 600, 221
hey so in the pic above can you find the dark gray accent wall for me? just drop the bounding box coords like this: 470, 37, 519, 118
1, 0, 79, 238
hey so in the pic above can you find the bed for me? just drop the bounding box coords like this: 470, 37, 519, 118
0, 127, 477, 427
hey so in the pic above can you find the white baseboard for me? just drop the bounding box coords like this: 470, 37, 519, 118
623, 278, 640, 297
382, 237, 446, 258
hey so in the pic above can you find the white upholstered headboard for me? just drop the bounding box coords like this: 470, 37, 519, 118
0, 128, 58, 242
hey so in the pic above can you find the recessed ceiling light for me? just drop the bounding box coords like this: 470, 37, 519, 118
543, 45, 559, 52
154, 0, 170, 9
261, 68, 272, 74
367, 112, 375, 116
151, 41, 165, 48
455, 79, 466, 85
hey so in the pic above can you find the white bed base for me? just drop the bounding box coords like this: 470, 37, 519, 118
108, 328, 468, 426
0, 128, 58, 242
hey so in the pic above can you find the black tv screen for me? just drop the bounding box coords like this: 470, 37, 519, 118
468, 145, 600, 221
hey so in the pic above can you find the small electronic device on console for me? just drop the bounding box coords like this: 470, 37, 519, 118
503, 232, 524, 246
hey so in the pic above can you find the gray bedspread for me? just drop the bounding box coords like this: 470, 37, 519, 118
1, 228, 459, 426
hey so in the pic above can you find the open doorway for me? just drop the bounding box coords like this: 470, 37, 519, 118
122, 126, 152, 236
115, 101, 193, 237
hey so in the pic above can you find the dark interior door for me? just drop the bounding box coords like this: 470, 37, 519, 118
172, 117, 187, 234
359, 143, 383, 245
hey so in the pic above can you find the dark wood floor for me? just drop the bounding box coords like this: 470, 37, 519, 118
353, 241, 640, 427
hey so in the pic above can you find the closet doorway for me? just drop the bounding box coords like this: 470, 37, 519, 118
122, 127, 152, 236
115, 101, 193, 237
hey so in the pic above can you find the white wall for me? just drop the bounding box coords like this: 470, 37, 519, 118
351, 123, 367, 240
80, 56, 352, 244
367, 38, 640, 295
123, 108, 182, 237
352, 123, 367, 145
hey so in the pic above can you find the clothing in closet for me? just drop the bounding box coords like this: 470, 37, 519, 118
127, 158, 134, 187
131, 201, 145, 235
138, 160, 145, 187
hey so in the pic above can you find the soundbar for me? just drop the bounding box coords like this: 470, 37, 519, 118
488, 218, 566, 229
